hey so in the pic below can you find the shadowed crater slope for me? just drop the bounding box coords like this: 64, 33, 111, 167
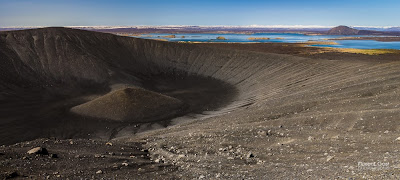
0, 27, 237, 145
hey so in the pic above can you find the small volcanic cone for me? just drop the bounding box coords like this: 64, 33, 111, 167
70, 87, 186, 122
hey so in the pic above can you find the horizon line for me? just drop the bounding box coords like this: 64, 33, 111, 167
1, 25, 400, 29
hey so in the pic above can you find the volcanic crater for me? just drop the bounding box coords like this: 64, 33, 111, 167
0, 27, 238, 145
1, 27, 400, 179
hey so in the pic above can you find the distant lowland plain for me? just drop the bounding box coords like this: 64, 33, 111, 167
5, 25, 400, 50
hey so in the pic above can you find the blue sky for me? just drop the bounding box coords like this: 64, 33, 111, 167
0, 0, 399, 27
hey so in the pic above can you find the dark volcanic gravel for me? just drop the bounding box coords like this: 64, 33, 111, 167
1, 28, 400, 179
0, 138, 178, 179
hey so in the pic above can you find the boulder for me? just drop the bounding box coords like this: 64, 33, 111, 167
27, 147, 48, 155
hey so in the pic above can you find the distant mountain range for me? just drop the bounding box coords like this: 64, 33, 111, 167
1, 25, 400, 35
2, 25, 400, 31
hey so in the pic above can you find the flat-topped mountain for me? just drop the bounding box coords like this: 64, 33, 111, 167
327, 25, 400, 35
327, 25, 359, 35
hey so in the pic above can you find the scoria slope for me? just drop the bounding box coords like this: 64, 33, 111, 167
0, 27, 400, 179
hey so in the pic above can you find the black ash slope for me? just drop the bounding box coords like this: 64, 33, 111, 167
0, 27, 236, 145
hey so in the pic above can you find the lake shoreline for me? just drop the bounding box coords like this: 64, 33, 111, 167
327, 36, 400, 42
131, 33, 400, 50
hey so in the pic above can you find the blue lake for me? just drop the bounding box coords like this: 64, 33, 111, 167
132, 33, 400, 50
